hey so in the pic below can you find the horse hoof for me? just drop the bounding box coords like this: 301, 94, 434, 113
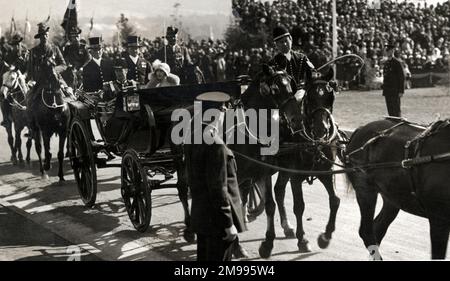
11, 157, 18, 165
41, 174, 49, 180
317, 233, 331, 249
233, 245, 249, 259
44, 163, 51, 171
183, 230, 196, 244
298, 239, 312, 253
258, 241, 273, 259
284, 228, 296, 238
59, 178, 66, 184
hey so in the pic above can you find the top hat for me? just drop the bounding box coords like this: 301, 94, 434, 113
273, 25, 291, 41
34, 23, 50, 39
10, 34, 24, 45
125, 35, 141, 47
87, 37, 103, 49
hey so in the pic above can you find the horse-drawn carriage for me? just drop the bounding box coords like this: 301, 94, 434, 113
67, 80, 261, 233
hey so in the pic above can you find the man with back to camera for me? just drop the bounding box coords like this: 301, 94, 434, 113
382, 42, 405, 117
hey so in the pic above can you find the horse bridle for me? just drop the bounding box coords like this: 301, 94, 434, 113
2, 71, 28, 111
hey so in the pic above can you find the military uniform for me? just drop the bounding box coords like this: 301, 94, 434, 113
382, 56, 404, 117
184, 92, 247, 261
27, 44, 66, 84
63, 42, 90, 70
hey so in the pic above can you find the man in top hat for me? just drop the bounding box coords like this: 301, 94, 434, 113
270, 25, 315, 91
382, 42, 405, 117
154, 26, 201, 84
82, 37, 115, 93
184, 91, 247, 261
122, 35, 152, 88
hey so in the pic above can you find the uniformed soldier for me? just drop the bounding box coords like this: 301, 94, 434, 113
82, 37, 115, 92
270, 25, 315, 91
27, 23, 69, 107
382, 42, 405, 117
184, 92, 247, 261
6, 34, 28, 74
61, 26, 90, 89
122, 35, 152, 88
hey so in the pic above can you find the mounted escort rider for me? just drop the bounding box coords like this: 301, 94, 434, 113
62, 26, 90, 89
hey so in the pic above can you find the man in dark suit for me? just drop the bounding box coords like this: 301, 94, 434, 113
382, 42, 405, 117
82, 37, 114, 92
122, 36, 152, 87
184, 92, 247, 261
270, 25, 315, 91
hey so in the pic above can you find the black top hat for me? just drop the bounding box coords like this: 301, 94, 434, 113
34, 23, 50, 39
166, 26, 179, 37
196, 91, 230, 110
125, 35, 141, 47
68, 26, 82, 36
273, 25, 290, 41
87, 37, 103, 49
10, 34, 24, 45
113, 58, 128, 70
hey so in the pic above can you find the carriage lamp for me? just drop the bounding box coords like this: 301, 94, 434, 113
124, 94, 140, 112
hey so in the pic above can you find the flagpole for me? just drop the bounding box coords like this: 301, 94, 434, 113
332, 0, 337, 80
163, 19, 167, 63
23, 10, 28, 37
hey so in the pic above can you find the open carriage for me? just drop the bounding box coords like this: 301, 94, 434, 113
67, 80, 264, 232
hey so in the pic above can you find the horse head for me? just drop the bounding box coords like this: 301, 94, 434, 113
302, 67, 338, 143
1, 67, 29, 102
242, 64, 303, 139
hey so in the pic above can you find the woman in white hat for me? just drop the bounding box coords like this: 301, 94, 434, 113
145, 60, 180, 88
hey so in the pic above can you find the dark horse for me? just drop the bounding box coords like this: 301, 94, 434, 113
230, 65, 341, 258
1, 69, 33, 165
28, 63, 70, 181
345, 118, 450, 259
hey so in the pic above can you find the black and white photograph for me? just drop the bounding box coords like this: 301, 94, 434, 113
0, 0, 449, 267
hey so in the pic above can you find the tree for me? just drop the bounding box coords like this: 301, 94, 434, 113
113, 13, 136, 45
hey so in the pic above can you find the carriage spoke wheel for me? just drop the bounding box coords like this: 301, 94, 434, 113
69, 118, 97, 207
121, 149, 152, 233
247, 182, 265, 219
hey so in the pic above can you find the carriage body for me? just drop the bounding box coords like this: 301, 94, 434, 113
67, 81, 242, 232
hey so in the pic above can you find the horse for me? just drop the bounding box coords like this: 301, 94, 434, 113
344, 118, 450, 259
1, 68, 33, 165
229, 64, 341, 258
27, 62, 70, 181
267, 68, 341, 256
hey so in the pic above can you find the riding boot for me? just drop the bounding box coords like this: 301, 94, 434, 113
1, 100, 11, 127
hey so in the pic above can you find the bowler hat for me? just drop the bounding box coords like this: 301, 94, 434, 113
273, 25, 291, 41
34, 23, 50, 39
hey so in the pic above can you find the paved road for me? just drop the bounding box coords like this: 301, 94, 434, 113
0, 88, 449, 261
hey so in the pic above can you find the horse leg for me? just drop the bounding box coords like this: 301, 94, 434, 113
42, 131, 52, 171
291, 175, 311, 253
57, 130, 66, 182
429, 218, 449, 259
354, 183, 381, 260
34, 129, 46, 179
259, 177, 276, 258
239, 180, 251, 223
6, 124, 17, 165
373, 196, 399, 245
317, 175, 341, 249
25, 130, 32, 164
15, 124, 24, 165
274, 172, 295, 238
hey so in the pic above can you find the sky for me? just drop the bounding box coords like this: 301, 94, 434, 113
0, 0, 232, 22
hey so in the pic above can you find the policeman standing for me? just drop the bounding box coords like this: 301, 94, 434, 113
270, 25, 315, 91
184, 92, 247, 261
382, 42, 405, 117
82, 37, 115, 92
122, 36, 152, 88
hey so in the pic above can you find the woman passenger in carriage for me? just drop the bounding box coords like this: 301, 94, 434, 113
145, 59, 180, 88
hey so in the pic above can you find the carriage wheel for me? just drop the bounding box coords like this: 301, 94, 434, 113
247, 181, 265, 219
69, 118, 97, 207
121, 149, 152, 233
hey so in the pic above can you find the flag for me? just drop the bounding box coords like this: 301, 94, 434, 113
10, 16, 17, 35
61, 0, 79, 36
24, 12, 31, 35
89, 17, 94, 32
